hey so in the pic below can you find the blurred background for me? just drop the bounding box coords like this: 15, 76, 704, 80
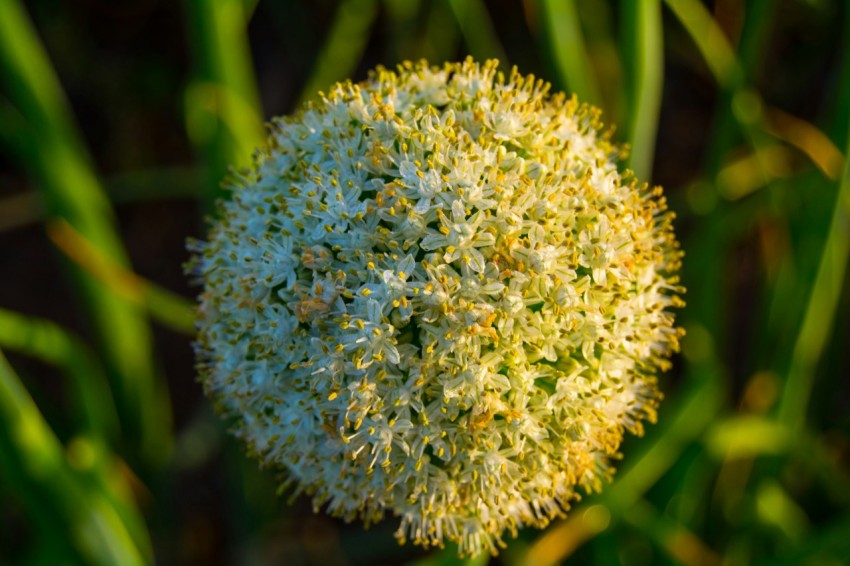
1, 0, 849, 564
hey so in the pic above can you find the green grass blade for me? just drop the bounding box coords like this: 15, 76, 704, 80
0, 0, 170, 467
621, 0, 664, 181
296, 0, 379, 106
663, 0, 772, 179
185, 0, 265, 210
704, 415, 793, 459
0, 308, 120, 441
703, 0, 775, 174
777, 122, 850, 431
0, 350, 149, 565
537, 0, 602, 106
663, 0, 742, 89
447, 0, 508, 65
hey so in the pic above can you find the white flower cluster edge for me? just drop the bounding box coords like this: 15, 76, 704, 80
191, 58, 684, 557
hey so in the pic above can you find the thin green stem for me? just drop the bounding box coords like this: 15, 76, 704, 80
622, 0, 664, 181
185, 0, 265, 211
46, 219, 196, 336
777, 119, 850, 430
663, 0, 742, 89
537, 0, 602, 106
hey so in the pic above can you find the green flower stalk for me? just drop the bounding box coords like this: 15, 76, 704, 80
190, 58, 684, 557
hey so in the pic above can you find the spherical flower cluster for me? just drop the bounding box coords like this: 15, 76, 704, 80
191, 58, 684, 557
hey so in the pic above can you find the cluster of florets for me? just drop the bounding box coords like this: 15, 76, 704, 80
191, 58, 684, 557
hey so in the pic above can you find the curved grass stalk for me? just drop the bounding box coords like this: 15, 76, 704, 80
47, 219, 196, 335
762, 108, 845, 181
0, 308, 119, 441
663, 0, 742, 88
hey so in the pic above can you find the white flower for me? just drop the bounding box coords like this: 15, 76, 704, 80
192, 58, 684, 557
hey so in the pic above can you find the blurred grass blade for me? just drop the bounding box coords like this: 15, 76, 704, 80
778, 117, 850, 431
447, 0, 508, 65
772, 0, 850, 435
185, 0, 265, 210
0, 0, 170, 466
0, 308, 119, 441
663, 0, 742, 88
185, 81, 264, 160
621, 0, 663, 181
763, 108, 845, 180
520, 504, 612, 566
715, 144, 793, 200
296, 0, 379, 107
0, 350, 150, 565
704, 415, 793, 459
47, 219, 196, 335
755, 480, 810, 542
537, 0, 601, 106
664, 0, 765, 177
